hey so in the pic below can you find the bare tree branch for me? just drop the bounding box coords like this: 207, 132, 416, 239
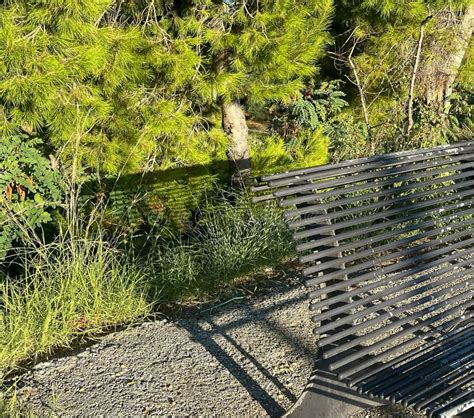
407, 13, 432, 137
347, 42, 371, 140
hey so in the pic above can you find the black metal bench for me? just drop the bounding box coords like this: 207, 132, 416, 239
252, 141, 473, 417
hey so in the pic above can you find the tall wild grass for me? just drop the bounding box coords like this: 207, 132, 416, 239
146, 193, 294, 303
0, 178, 152, 378
0, 187, 292, 379
0, 232, 150, 376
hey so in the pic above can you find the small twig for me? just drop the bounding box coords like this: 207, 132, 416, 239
347, 42, 371, 139
200, 296, 245, 314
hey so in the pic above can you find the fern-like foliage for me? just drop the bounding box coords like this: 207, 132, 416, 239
0, 136, 64, 258
270, 80, 349, 138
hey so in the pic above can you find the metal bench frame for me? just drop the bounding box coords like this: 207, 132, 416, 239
252, 141, 474, 418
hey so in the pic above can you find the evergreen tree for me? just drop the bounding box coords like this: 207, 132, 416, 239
330, 0, 472, 154
137, 0, 334, 183
1, 0, 333, 183
0, 1, 225, 176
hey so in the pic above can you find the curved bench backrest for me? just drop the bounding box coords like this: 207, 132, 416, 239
252, 141, 474, 415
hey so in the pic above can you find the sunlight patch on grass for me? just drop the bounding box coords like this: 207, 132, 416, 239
0, 238, 150, 377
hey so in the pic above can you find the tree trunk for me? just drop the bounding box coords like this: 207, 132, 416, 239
442, 4, 473, 109
424, 5, 473, 110
222, 100, 251, 188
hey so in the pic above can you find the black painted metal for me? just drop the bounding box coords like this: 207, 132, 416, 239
252, 141, 474, 417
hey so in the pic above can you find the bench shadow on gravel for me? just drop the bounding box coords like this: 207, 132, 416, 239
179, 276, 315, 416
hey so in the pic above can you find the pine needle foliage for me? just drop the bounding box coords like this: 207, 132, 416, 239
160, 0, 335, 105
0, 1, 222, 175
1, 1, 334, 176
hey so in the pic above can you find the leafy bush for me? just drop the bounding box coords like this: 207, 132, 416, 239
0, 136, 63, 258
270, 80, 349, 138
261, 80, 371, 167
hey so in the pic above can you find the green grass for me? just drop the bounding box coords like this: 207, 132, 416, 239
0, 380, 37, 417
0, 191, 292, 380
0, 236, 150, 377
146, 194, 294, 304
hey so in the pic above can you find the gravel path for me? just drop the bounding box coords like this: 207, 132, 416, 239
16, 271, 316, 416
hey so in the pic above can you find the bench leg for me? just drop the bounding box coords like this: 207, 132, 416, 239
284, 359, 387, 418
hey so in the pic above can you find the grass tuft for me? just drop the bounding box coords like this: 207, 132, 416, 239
148, 194, 294, 303
0, 236, 150, 377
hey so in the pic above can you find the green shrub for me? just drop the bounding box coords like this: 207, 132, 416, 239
0, 136, 63, 259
